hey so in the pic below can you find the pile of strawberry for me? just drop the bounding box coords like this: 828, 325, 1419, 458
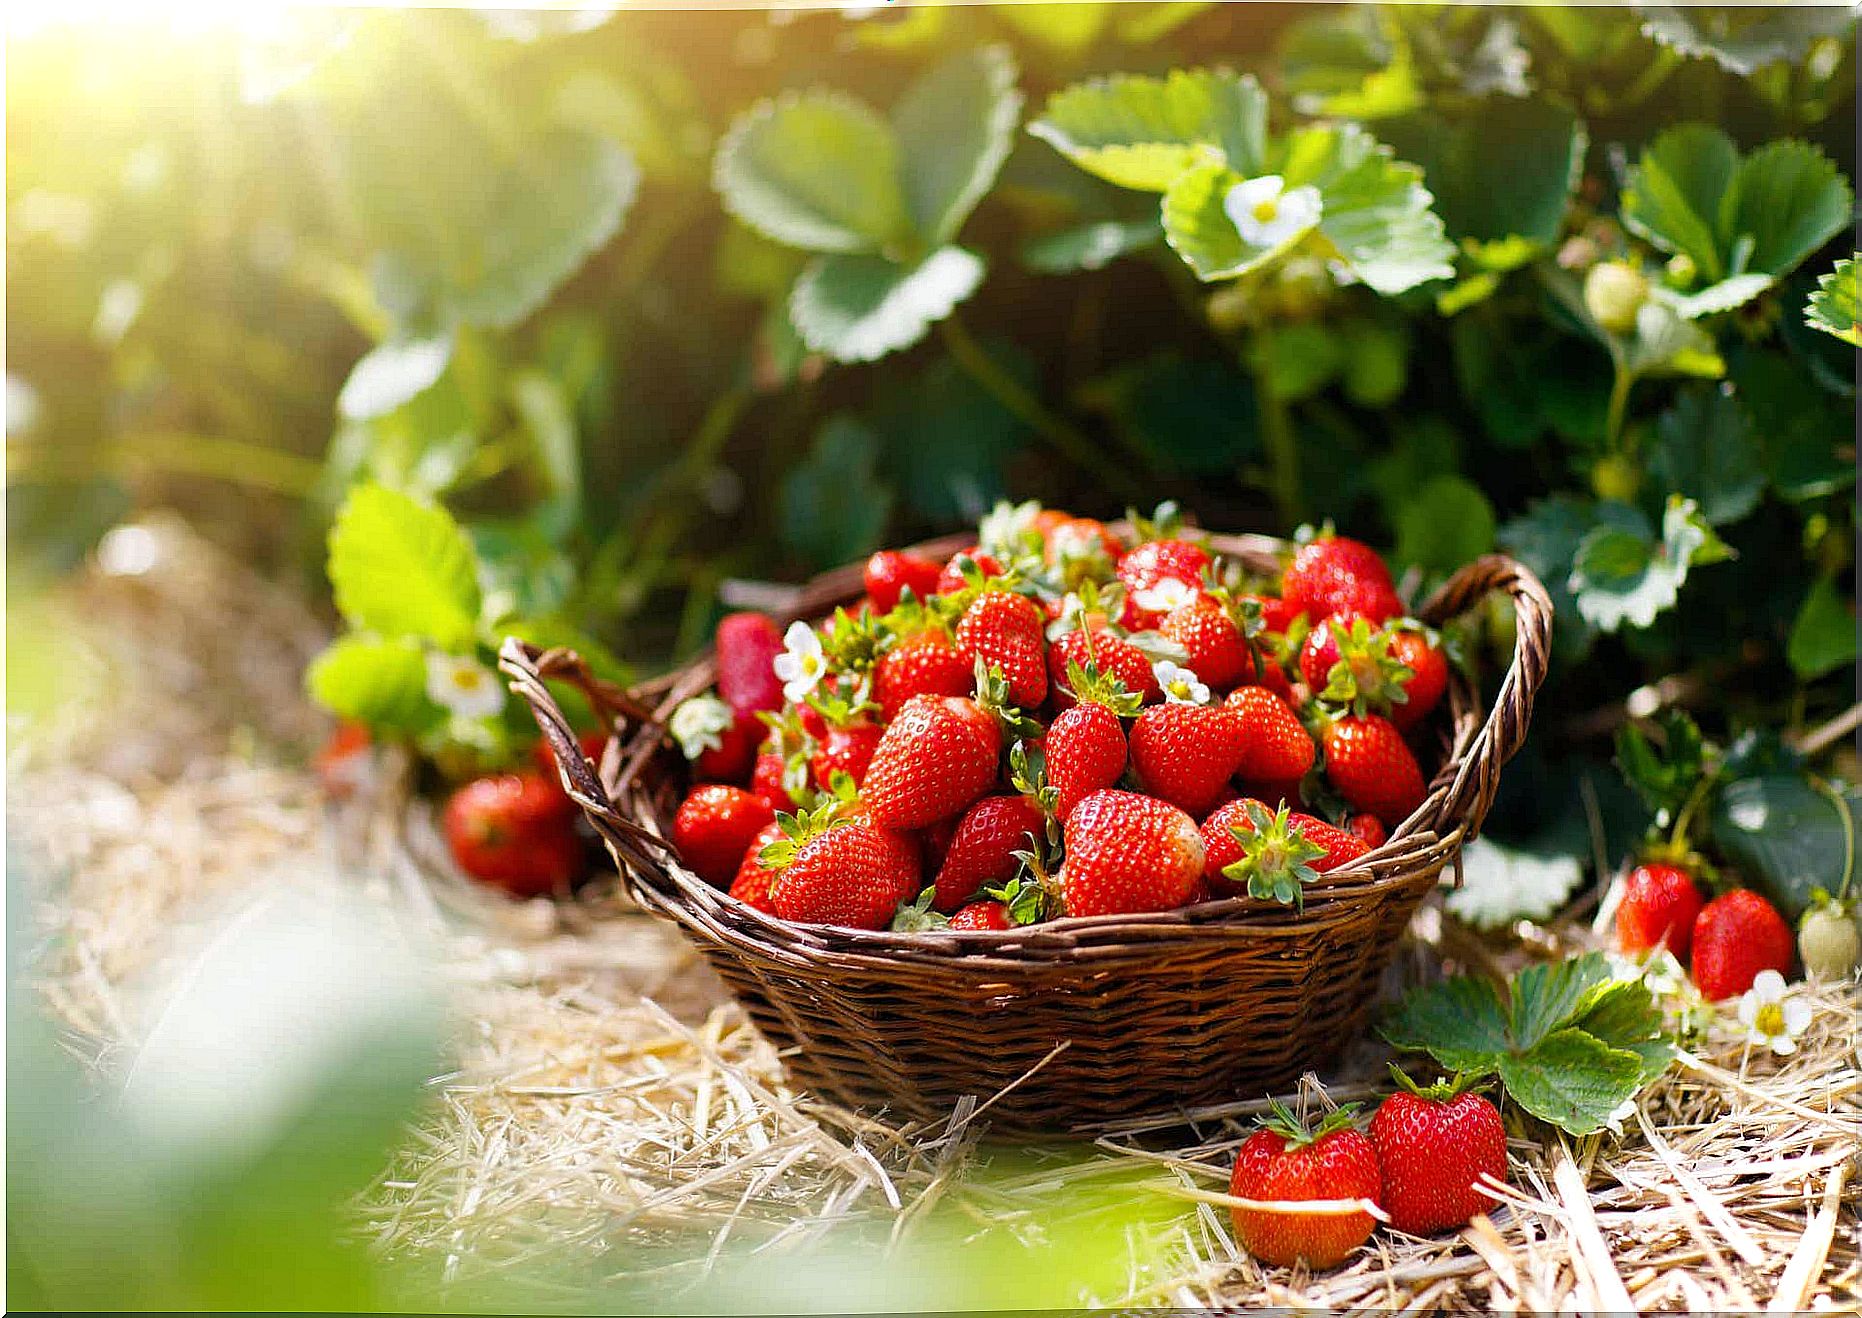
664, 502, 1452, 932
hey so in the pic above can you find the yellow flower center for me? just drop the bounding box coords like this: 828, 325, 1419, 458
451, 669, 481, 690
1754, 1002, 1785, 1036
803, 655, 822, 676
1252, 198, 1280, 224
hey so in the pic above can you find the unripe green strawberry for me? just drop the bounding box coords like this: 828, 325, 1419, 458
1369, 1072, 1507, 1237
1583, 260, 1648, 333
1798, 902, 1861, 980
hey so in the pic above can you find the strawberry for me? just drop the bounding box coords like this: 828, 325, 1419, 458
933, 794, 1046, 912
956, 590, 1048, 709
1282, 534, 1403, 624
715, 613, 786, 714
1117, 537, 1212, 596
1228, 1103, 1382, 1270
1129, 699, 1245, 818
726, 822, 785, 915
1061, 790, 1204, 917
1386, 628, 1448, 731
1614, 862, 1704, 958
668, 694, 757, 784
670, 784, 777, 887
1369, 1072, 1507, 1237
809, 719, 883, 791
443, 773, 584, 898
1047, 669, 1137, 821
1691, 889, 1794, 1000
315, 721, 374, 799
1227, 686, 1316, 787
936, 547, 1004, 595
1201, 799, 1368, 902
1048, 626, 1158, 707
872, 633, 973, 720
862, 695, 1002, 830
1243, 592, 1305, 635
1161, 596, 1250, 689
863, 550, 944, 614
948, 900, 1014, 931
1321, 714, 1425, 827
1347, 813, 1388, 849
1298, 616, 1411, 714
751, 750, 799, 813
767, 815, 921, 930
1043, 516, 1122, 566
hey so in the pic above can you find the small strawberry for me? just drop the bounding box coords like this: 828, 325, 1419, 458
1201, 799, 1368, 902
933, 794, 1047, 912
1346, 813, 1388, 849
936, 548, 1004, 595
863, 550, 944, 614
872, 633, 973, 721
1282, 534, 1403, 624
956, 590, 1048, 709
1614, 862, 1704, 958
948, 900, 1014, 931
671, 784, 777, 887
315, 721, 375, 799
1227, 686, 1316, 787
765, 811, 921, 930
1386, 628, 1448, 730
862, 695, 1003, 830
726, 822, 785, 915
1061, 790, 1204, 917
669, 694, 758, 784
751, 749, 800, 813
1047, 663, 1139, 820
1321, 714, 1425, 827
1691, 889, 1794, 1000
809, 719, 884, 791
443, 773, 584, 898
1161, 595, 1250, 689
1129, 692, 1245, 818
1048, 625, 1158, 707
1799, 898, 1861, 979
1369, 1071, 1507, 1237
1228, 1102, 1382, 1271
715, 613, 786, 714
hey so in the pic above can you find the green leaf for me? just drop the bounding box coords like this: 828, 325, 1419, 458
1712, 775, 1862, 923
1161, 161, 1307, 282
1501, 494, 1601, 660
1443, 837, 1584, 931
1569, 496, 1729, 633
1028, 68, 1269, 192
1652, 272, 1774, 320
892, 45, 1022, 247
1787, 576, 1859, 680
1508, 953, 1615, 1051
1622, 123, 1740, 281
337, 337, 452, 422
790, 245, 983, 363
1021, 217, 1162, 273
1499, 1029, 1644, 1135
327, 484, 481, 651
1731, 140, 1854, 280
1806, 257, 1859, 345
1339, 316, 1409, 407
1733, 350, 1856, 501
875, 353, 1028, 522
306, 636, 439, 732
1624, 301, 1725, 380
1378, 973, 1511, 1073
1280, 123, 1455, 294
1614, 708, 1708, 822
994, 2, 1111, 57
1572, 980, 1676, 1085
1648, 388, 1763, 526
714, 90, 911, 254
1393, 474, 1495, 574
509, 369, 580, 539
1638, 5, 1856, 76
1247, 322, 1343, 402
778, 415, 893, 570
1077, 353, 1259, 477
1383, 99, 1585, 248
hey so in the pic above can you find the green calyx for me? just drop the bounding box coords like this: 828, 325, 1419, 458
1387, 1063, 1490, 1103
1317, 617, 1414, 717
757, 799, 855, 869
974, 659, 1044, 741
1257, 1097, 1362, 1149
891, 886, 950, 932
1064, 658, 1143, 717
819, 605, 888, 675
1008, 740, 1063, 834
1221, 800, 1328, 909
1125, 499, 1185, 544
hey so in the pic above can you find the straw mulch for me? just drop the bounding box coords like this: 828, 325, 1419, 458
14, 521, 1860, 1312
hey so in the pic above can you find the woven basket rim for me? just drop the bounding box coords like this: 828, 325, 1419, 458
501, 529, 1553, 961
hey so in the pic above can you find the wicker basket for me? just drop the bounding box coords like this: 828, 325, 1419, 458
501, 532, 1553, 1134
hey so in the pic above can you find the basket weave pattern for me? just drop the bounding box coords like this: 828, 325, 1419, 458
502, 533, 1553, 1133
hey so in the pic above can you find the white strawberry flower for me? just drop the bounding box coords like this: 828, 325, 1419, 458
668, 693, 733, 760
425, 652, 505, 720
772, 620, 828, 704
1224, 175, 1323, 249
1133, 576, 1199, 614
1736, 970, 1813, 1056
979, 498, 1042, 558
1153, 659, 1210, 706
1049, 521, 1102, 563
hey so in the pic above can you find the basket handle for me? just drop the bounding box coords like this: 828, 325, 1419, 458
1412, 554, 1555, 841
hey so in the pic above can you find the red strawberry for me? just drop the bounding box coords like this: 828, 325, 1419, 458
863, 550, 944, 613
1129, 700, 1245, 818
315, 721, 374, 799
862, 695, 1002, 830
768, 818, 921, 930
1048, 626, 1159, 707
936, 547, 1004, 595
1386, 629, 1448, 731
726, 822, 785, 915
1321, 714, 1425, 827
1299, 616, 1412, 714
715, 613, 786, 714
751, 750, 799, 813
809, 720, 883, 791
956, 590, 1048, 709
1201, 799, 1368, 901
1048, 701, 1130, 822
1282, 535, 1403, 624
1042, 516, 1122, 566
443, 773, 584, 898
1227, 686, 1316, 787
872, 633, 973, 720
1347, 813, 1388, 849
948, 901, 1014, 931
1243, 592, 1305, 634
1117, 537, 1211, 596
1691, 889, 1794, 1000
1228, 1104, 1381, 1270
1370, 1074, 1507, 1237
671, 784, 777, 887
668, 694, 757, 784
1615, 862, 1704, 958
933, 795, 1046, 911
1161, 596, 1250, 689
1061, 790, 1204, 917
